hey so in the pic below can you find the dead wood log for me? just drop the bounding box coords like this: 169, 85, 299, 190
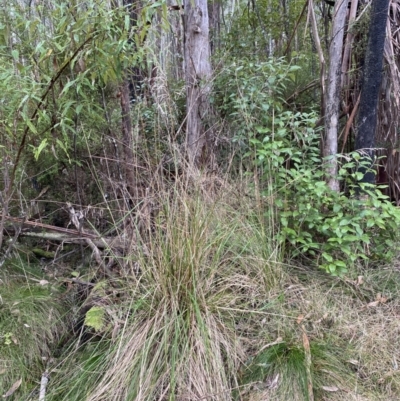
1, 214, 130, 251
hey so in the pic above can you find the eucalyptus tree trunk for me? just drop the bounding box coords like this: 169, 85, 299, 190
355, 0, 389, 185
184, 0, 213, 167
308, 0, 326, 119
324, 0, 348, 192
120, 0, 139, 200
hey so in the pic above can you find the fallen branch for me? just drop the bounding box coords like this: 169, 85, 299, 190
66, 202, 113, 276
1, 216, 130, 250
0, 213, 98, 238
12, 230, 129, 250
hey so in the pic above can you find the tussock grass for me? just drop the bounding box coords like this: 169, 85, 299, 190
0, 260, 69, 397
47, 178, 282, 400
6, 175, 400, 401
86, 186, 281, 400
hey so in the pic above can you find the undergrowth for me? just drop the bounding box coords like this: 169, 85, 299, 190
0, 259, 69, 397
1, 40, 400, 401
44, 180, 281, 400
1, 176, 400, 400
215, 59, 400, 275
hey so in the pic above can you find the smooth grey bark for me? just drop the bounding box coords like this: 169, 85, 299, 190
324, 0, 348, 191
184, 0, 213, 167
355, 0, 389, 185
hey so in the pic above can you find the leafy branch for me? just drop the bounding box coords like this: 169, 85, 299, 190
7, 32, 98, 200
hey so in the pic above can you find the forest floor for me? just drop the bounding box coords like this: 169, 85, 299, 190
1, 174, 400, 401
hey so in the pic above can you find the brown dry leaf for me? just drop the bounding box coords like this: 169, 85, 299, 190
367, 301, 380, 308
111, 322, 121, 341
34, 185, 50, 200
297, 314, 304, 324
321, 385, 339, 392
3, 378, 22, 397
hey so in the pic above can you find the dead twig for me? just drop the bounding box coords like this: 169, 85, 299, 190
66, 203, 114, 277
340, 93, 361, 153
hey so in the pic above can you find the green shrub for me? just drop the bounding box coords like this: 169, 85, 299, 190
216, 58, 400, 275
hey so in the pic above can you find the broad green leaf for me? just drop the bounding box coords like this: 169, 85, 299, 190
84, 306, 105, 332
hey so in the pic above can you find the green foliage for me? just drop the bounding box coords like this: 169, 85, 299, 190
271, 139, 400, 275
0, 0, 151, 189
84, 306, 106, 332
214, 58, 302, 148
270, 147, 400, 274
223, 0, 307, 59
0, 262, 69, 397
219, 58, 400, 275
242, 340, 353, 400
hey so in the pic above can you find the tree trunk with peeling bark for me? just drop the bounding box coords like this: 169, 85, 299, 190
324, 0, 348, 192
184, 0, 213, 167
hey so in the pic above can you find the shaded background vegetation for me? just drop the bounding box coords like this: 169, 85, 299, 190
1, 0, 400, 400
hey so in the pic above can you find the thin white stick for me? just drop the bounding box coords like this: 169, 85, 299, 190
39, 371, 49, 401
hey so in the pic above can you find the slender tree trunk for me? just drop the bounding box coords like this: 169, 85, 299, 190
341, 0, 358, 88
120, 80, 136, 199
355, 0, 389, 185
308, 0, 326, 118
324, 0, 348, 192
120, 0, 140, 200
184, 0, 213, 167
208, 0, 221, 54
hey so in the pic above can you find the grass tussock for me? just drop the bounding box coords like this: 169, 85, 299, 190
4, 175, 400, 401
85, 183, 281, 401
0, 261, 69, 397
